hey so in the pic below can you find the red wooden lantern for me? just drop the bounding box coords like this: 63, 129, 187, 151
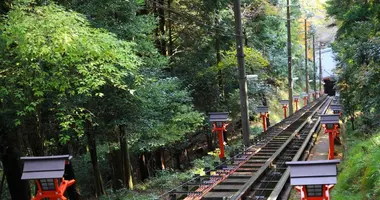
280, 100, 289, 119
209, 112, 229, 159
320, 115, 340, 160
287, 160, 341, 200
302, 92, 308, 106
293, 95, 300, 111
257, 106, 269, 132
21, 155, 75, 200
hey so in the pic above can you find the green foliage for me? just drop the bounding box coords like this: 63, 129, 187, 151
100, 189, 158, 200
56, 0, 166, 70
332, 129, 380, 200
133, 78, 204, 152
327, 0, 380, 132
0, 0, 324, 199
219, 47, 270, 73
0, 1, 139, 136
71, 143, 113, 197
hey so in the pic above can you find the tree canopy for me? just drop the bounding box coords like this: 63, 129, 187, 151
0, 0, 316, 199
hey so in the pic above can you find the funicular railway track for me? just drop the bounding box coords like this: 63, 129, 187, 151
162, 96, 332, 200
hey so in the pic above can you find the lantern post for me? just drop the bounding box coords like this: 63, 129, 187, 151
320, 114, 340, 160
21, 155, 75, 200
209, 112, 229, 159
280, 100, 289, 119
287, 159, 341, 200
293, 95, 300, 111
257, 106, 269, 132
301, 92, 308, 106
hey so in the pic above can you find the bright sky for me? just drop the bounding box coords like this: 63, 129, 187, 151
301, 0, 338, 78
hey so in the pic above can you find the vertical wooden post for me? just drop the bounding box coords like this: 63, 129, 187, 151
287, 0, 294, 115
233, 0, 250, 147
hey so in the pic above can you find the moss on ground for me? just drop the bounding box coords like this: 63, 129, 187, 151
332, 127, 380, 200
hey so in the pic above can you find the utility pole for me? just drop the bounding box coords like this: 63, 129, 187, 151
304, 19, 309, 103
313, 35, 317, 94
287, 0, 294, 115
319, 42, 322, 93
233, 0, 250, 147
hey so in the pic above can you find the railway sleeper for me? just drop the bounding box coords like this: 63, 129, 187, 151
245, 159, 267, 163
221, 177, 251, 184
235, 168, 259, 172
240, 164, 264, 168
248, 188, 275, 198
254, 152, 276, 156
256, 180, 279, 188
181, 98, 329, 200
212, 184, 244, 192
257, 149, 277, 153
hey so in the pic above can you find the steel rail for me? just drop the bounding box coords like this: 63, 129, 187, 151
178, 99, 325, 200
229, 96, 329, 200
250, 97, 332, 200
161, 96, 328, 200
267, 97, 333, 200
244, 96, 332, 200
160, 103, 310, 200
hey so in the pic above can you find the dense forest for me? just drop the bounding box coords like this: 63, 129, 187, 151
326, 0, 380, 199
1, 0, 378, 200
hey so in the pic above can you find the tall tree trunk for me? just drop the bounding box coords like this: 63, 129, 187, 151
119, 125, 133, 189
155, 0, 166, 55
109, 149, 123, 190
158, 0, 166, 55
119, 126, 127, 184
139, 153, 149, 181
184, 148, 190, 164
215, 5, 224, 99
2, 147, 30, 200
86, 121, 105, 197
154, 149, 165, 171
174, 151, 181, 169
125, 137, 133, 189
30, 107, 44, 156
206, 132, 214, 152
167, 0, 174, 75
223, 130, 228, 144
61, 144, 81, 200
64, 162, 81, 200
160, 148, 166, 170
244, 28, 248, 46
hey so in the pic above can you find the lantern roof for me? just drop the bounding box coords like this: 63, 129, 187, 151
209, 112, 229, 122
320, 114, 340, 125
330, 104, 342, 111
293, 95, 300, 100
21, 155, 71, 180
256, 106, 269, 113
286, 159, 340, 185
280, 100, 289, 105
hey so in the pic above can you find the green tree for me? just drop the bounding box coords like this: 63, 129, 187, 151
327, 0, 380, 133
0, 1, 140, 196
